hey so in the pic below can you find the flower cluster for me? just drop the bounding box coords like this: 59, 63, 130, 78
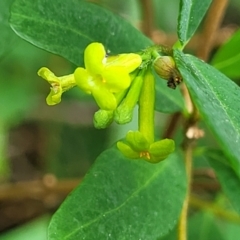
38, 42, 181, 163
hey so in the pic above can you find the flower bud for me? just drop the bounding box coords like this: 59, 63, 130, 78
114, 74, 144, 124
93, 109, 114, 129
153, 56, 182, 89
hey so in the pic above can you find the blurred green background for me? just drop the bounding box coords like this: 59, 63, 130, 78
0, 0, 240, 239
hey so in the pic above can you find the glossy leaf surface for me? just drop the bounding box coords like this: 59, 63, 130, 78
174, 50, 240, 177
177, 0, 212, 45
10, 0, 151, 66
49, 147, 186, 240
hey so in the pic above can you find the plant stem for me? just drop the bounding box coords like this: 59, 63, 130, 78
178, 142, 193, 240
197, 0, 229, 61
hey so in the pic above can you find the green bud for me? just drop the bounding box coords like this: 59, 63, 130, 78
153, 56, 182, 89
93, 109, 114, 129
114, 73, 144, 124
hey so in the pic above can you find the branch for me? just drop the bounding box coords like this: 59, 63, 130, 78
0, 176, 80, 201
197, 0, 229, 61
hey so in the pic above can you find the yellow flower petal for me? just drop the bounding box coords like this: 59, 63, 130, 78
102, 66, 131, 92
74, 67, 94, 94
46, 88, 62, 105
107, 53, 142, 73
91, 85, 117, 110
84, 42, 105, 75
38, 67, 59, 84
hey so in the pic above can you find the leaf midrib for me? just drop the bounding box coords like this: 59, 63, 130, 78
64, 161, 168, 239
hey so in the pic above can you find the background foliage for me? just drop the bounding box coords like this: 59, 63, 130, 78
1, 0, 240, 239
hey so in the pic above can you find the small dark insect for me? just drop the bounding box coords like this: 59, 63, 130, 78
167, 68, 182, 89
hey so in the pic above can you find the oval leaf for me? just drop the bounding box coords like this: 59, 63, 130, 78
211, 29, 240, 79
177, 0, 212, 45
48, 147, 186, 240
9, 0, 151, 66
174, 50, 240, 177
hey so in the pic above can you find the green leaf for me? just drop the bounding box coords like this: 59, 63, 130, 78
177, 0, 212, 45
188, 212, 225, 240
48, 147, 187, 240
10, 0, 151, 66
207, 150, 240, 215
211, 29, 240, 79
0, 0, 19, 57
174, 50, 240, 177
155, 74, 186, 113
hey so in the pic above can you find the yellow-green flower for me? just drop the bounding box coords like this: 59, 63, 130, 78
37, 67, 76, 105
117, 131, 175, 163
74, 42, 142, 110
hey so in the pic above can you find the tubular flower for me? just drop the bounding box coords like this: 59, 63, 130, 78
74, 42, 142, 110
37, 67, 76, 105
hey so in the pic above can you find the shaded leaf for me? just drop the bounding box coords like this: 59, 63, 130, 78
48, 147, 187, 240
211, 29, 240, 79
155, 74, 186, 113
10, 0, 151, 66
177, 0, 212, 45
174, 50, 240, 177
207, 149, 240, 215
188, 212, 225, 240
0, 0, 19, 58
0, 215, 50, 240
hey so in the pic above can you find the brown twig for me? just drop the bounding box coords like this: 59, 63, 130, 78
140, 0, 154, 38
0, 177, 80, 201
162, 112, 181, 139
197, 0, 229, 61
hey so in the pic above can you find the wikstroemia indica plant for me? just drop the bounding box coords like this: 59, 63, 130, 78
9, 0, 240, 239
